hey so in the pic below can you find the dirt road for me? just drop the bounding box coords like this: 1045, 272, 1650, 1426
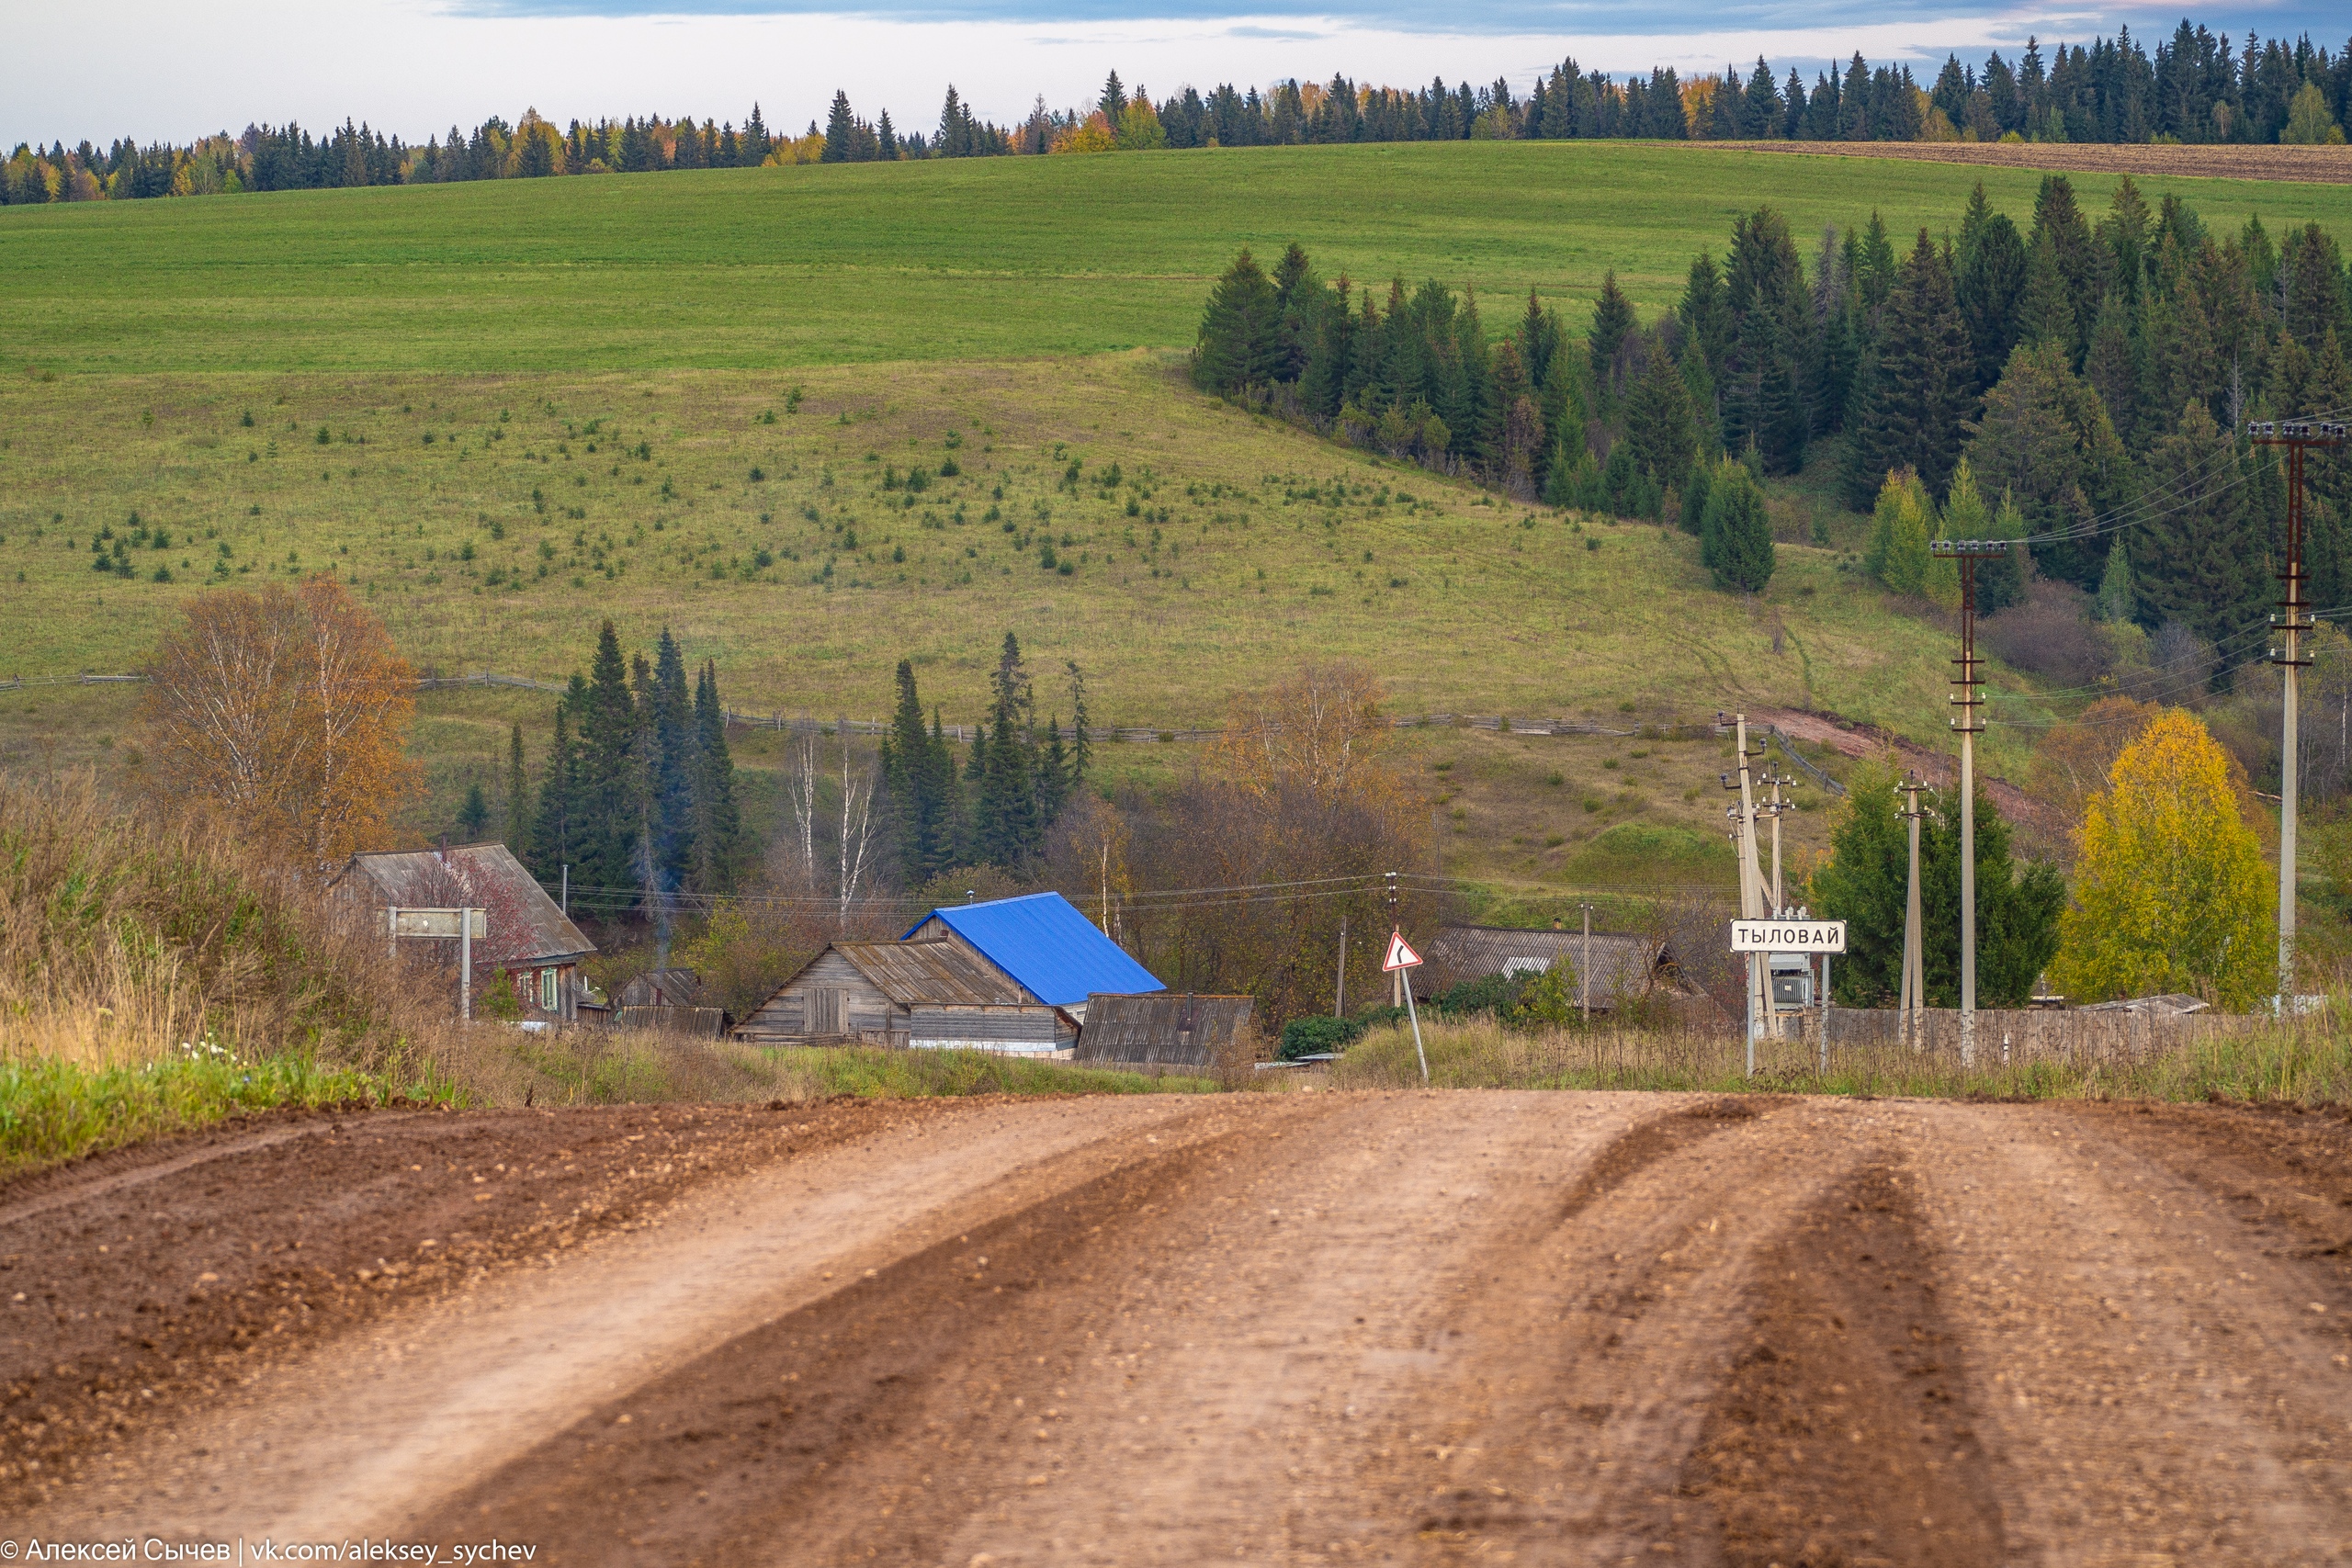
7, 1090, 2352, 1564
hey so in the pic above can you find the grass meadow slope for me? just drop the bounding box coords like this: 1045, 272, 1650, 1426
5, 141, 2350, 373
4, 140, 2349, 878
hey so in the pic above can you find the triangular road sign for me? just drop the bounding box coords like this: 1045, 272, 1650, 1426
1382, 929, 1423, 971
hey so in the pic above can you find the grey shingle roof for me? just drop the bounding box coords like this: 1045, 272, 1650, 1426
335, 844, 594, 970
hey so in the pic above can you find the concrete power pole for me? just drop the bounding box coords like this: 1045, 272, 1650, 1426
1895, 773, 1931, 1051
1721, 715, 1770, 1070
1932, 538, 2007, 1067
2249, 419, 2347, 1014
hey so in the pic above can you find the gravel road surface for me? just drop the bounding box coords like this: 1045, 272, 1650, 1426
6, 1091, 2350, 1565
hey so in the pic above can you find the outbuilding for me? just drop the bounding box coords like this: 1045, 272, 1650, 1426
733, 940, 1080, 1054
1411, 923, 1684, 1013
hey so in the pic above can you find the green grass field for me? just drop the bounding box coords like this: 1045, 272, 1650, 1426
6, 141, 2350, 373
6, 139, 2343, 900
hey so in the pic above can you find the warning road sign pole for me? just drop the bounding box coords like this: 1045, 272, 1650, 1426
1383, 926, 1429, 1085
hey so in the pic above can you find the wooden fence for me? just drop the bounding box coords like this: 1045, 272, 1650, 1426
4, 670, 1736, 748
1822, 1006, 2268, 1062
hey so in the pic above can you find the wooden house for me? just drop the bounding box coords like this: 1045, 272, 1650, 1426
334, 843, 595, 1024
897, 892, 1164, 1021
733, 941, 1080, 1055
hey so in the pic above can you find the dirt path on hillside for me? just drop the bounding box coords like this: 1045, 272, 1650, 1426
1700, 139, 2352, 186
9, 1092, 2352, 1563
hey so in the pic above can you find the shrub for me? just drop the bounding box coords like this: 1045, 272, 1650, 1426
1278, 1015, 1362, 1060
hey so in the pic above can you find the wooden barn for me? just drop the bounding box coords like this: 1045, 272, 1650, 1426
733, 941, 1080, 1055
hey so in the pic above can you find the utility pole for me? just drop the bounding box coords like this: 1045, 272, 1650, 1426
2249, 419, 2347, 1014
1931, 538, 2007, 1067
1335, 914, 1348, 1020
1895, 773, 1932, 1051
1721, 714, 1770, 1070
1580, 902, 1599, 1024
1385, 871, 1401, 1009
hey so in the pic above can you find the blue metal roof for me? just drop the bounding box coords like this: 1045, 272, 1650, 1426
901, 892, 1164, 1008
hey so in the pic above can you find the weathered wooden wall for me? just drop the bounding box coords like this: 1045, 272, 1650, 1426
1077, 995, 1254, 1067
1821, 1007, 2267, 1061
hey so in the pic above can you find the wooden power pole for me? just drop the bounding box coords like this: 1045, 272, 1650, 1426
1932, 538, 2007, 1067
2249, 418, 2347, 1013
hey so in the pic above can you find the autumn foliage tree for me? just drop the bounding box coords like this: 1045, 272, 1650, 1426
2049, 708, 2275, 1010
141, 577, 419, 864
1122, 662, 1433, 1024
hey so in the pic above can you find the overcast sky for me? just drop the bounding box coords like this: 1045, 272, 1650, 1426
7, 0, 2345, 148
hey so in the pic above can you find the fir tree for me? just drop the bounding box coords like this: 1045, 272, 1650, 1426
2017, 225, 2075, 353
1845, 230, 1973, 505
458, 782, 489, 840
2134, 400, 2262, 649
1193, 250, 1284, 393
2084, 290, 2142, 446
1587, 271, 1634, 398
881, 660, 956, 885
528, 689, 581, 889
648, 628, 695, 894
505, 723, 529, 860
571, 622, 642, 907
2097, 535, 2137, 623
689, 660, 741, 895
1700, 456, 1775, 591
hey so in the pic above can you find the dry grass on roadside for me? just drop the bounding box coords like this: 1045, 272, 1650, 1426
1329, 1012, 2352, 1105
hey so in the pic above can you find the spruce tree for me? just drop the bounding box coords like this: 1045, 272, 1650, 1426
505, 723, 529, 860
649, 628, 695, 893
1700, 456, 1774, 592
1721, 206, 1813, 475
458, 783, 489, 840
821, 91, 856, 163
2134, 401, 2262, 649
571, 622, 642, 908
2084, 290, 2142, 446
1064, 660, 1091, 793
528, 688, 581, 889
689, 660, 741, 895
1956, 199, 2028, 393
1193, 250, 1283, 393
1587, 271, 1634, 398
1846, 231, 1973, 504
1623, 341, 1695, 484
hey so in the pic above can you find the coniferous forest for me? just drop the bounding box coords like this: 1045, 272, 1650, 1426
1194, 174, 2352, 645
517, 622, 1088, 915
6, 19, 2349, 204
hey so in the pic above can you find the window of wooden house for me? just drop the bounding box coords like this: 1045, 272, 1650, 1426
539, 968, 559, 1011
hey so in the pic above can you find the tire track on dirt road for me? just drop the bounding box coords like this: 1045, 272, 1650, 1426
15, 1092, 2352, 1565
1909, 1100, 2352, 1567
13, 1092, 1231, 1540
409, 1090, 1681, 1565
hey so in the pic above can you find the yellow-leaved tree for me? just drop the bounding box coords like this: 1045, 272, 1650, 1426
2049, 707, 2274, 1010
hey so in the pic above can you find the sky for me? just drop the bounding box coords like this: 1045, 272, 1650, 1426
6, 0, 2346, 149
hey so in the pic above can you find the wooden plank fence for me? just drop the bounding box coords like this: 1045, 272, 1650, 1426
2, 671, 1741, 748
1823, 1006, 2268, 1062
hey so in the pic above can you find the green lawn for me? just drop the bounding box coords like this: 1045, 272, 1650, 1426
6, 141, 2349, 374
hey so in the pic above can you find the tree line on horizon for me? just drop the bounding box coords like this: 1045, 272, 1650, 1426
1194, 172, 2351, 658
7, 20, 2347, 204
